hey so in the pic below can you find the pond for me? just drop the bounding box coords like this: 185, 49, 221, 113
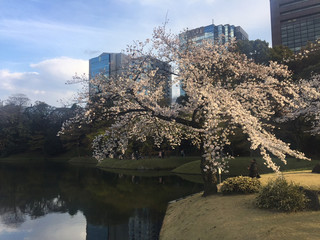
0, 163, 202, 240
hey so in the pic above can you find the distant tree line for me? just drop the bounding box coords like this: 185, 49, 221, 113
0, 94, 91, 157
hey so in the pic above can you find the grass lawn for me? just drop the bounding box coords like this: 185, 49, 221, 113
160, 191, 320, 240
260, 170, 320, 191
68, 156, 98, 165
0, 150, 91, 163
97, 156, 200, 171
160, 171, 320, 240
172, 157, 320, 176
0, 151, 47, 163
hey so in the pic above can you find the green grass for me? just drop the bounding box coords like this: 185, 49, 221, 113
99, 168, 173, 177
0, 150, 94, 164
68, 156, 98, 165
97, 156, 200, 171
0, 151, 47, 163
172, 157, 320, 176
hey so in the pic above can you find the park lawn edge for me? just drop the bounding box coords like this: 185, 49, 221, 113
97, 156, 201, 171
172, 157, 320, 176
160, 171, 320, 240
160, 191, 320, 240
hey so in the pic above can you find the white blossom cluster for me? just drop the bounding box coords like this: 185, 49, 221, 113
279, 74, 320, 136
60, 25, 315, 174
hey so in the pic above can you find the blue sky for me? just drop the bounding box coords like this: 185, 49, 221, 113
0, 0, 271, 106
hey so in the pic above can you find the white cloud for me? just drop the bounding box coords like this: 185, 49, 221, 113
125, 0, 271, 42
0, 70, 39, 91
0, 57, 88, 106
30, 57, 88, 84
0, 0, 272, 105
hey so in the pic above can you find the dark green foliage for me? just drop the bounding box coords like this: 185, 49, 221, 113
0, 95, 81, 158
269, 45, 293, 63
236, 39, 270, 65
287, 41, 320, 80
312, 163, 320, 173
220, 176, 261, 194
300, 188, 320, 211
256, 177, 308, 212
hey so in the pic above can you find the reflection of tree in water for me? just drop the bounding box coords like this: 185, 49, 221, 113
0, 196, 68, 227
0, 163, 202, 238
0, 207, 25, 228
0, 164, 69, 227
24, 195, 67, 219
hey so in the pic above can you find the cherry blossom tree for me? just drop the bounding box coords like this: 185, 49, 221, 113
279, 74, 320, 136
60, 25, 310, 196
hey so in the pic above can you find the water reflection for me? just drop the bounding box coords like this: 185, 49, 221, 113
0, 163, 202, 240
0, 212, 86, 240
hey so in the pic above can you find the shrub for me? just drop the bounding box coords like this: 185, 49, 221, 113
256, 177, 308, 212
220, 176, 261, 194
312, 163, 320, 173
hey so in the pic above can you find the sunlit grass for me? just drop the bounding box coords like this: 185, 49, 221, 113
160, 192, 320, 240
172, 157, 320, 176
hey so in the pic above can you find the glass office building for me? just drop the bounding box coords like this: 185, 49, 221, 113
89, 53, 172, 104
89, 53, 127, 96
179, 24, 248, 46
178, 23, 248, 96
89, 54, 111, 79
89, 53, 127, 79
270, 0, 320, 52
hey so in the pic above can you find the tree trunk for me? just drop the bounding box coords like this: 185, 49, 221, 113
200, 141, 217, 196
200, 157, 218, 196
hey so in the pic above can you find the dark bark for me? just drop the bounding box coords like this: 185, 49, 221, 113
200, 140, 217, 196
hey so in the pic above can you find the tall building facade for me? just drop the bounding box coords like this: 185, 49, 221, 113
89, 53, 172, 104
89, 52, 128, 96
178, 23, 248, 97
270, 0, 320, 52
89, 52, 127, 79
179, 23, 249, 45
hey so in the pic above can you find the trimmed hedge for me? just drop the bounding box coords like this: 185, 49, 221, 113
220, 176, 261, 194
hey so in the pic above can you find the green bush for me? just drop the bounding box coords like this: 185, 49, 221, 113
220, 176, 261, 194
256, 177, 308, 212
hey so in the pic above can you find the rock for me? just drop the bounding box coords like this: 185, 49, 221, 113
312, 163, 320, 173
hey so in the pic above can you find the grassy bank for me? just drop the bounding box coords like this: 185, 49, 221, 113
0, 150, 91, 164
172, 157, 320, 176
0, 152, 49, 163
68, 156, 98, 165
97, 156, 200, 171
160, 171, 320, 240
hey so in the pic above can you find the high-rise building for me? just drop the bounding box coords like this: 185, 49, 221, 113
89, 52, 128, 96
89, 53, 172, 104
148, 58, 172, 105
89, 52, 127, 79
177, 23, 249, 97
179, 23, 249, 45
270, 0, 320, 52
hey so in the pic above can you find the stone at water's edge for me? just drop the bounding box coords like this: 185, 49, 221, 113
312, 163, 320, 173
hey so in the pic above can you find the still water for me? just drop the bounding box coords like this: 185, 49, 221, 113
0, 163, 202, 240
